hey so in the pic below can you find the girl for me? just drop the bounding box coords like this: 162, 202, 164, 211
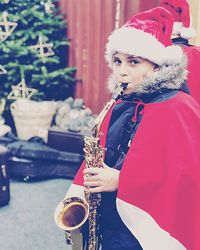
55, 7, 200, 250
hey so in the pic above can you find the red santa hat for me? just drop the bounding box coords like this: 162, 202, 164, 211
160, 0, 195, 39
105, 7, 183, 67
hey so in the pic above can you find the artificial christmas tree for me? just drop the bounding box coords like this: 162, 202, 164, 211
0, 0, 76, 103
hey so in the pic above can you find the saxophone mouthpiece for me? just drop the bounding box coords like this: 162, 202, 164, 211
112, 82, 128, 100
121, 82, 128, 90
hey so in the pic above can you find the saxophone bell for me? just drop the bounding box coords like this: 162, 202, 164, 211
57, 197, 89, 231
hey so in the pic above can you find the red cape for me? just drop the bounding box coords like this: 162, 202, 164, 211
73, 91, 200, 249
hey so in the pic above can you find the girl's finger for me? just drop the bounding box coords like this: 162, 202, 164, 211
84, 181, 100, 187
84, 175, 99, 181
87, 186, 103, 193
83, 168, 100, 175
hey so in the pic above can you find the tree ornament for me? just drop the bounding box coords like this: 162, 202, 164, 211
7, 78, 37, 100
0, 11, 17, 41
30, 35, 55, 62
1, 0, 10, 3
44, 0, 54, 14
0, 98, 6, 116
0, 65, 7, 74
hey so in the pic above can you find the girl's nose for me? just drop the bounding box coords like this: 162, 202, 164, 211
119, 64, 128, 77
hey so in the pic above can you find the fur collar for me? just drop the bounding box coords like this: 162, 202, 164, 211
108, 54, 188, 94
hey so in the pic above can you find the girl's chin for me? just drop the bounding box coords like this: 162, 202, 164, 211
124, 90, 135, 95
124, 86, 137, 95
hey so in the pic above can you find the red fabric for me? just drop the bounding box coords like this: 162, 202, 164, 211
73, 91, 200, 249
118, 92, 200, 249
125, 7, 173, 46
160, 0, 190, 27
183, 45, 200, 105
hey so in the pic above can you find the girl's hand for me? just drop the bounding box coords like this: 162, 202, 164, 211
83, 163, 120, 193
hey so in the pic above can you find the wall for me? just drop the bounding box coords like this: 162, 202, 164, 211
188, 0, 200, 46
60, 0, 159, 113
60, 0, 199, 113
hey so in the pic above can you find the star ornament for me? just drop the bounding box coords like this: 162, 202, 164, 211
44, 0, 54, 14
7, 79, 38, 100
0, 65, 7, 74
0, 11, 17, 41
30, 35, 55, 62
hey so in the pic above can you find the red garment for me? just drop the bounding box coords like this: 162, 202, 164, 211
71, 91, 200, 249
182, 45, 200, 105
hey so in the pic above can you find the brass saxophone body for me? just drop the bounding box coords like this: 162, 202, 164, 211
57, 83, 128, 250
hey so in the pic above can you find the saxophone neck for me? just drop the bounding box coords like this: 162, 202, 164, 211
92, 99, 115, 137
92, 83, 128, 137
91, 124, 98, 138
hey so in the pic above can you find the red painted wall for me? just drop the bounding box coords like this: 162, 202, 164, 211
60, 0, 159, 113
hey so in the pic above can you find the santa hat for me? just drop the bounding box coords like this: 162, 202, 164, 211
105, 7, 183, 68
160, 0, 195, 39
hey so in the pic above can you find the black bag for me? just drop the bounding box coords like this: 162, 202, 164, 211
0, 133, 84, 180
48, 126, 86, 154
0, 145, 10, 207
7, 137, 83, 180
9, 156, 81, 180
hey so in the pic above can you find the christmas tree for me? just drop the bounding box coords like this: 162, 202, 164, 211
0, 0, 76, 102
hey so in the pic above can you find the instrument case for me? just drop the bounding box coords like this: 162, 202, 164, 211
48, 126, 85, 154
0, 145, 10, 207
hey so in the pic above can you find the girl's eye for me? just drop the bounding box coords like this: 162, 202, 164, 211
129, 59, 140, 65
113, 57, 121, 65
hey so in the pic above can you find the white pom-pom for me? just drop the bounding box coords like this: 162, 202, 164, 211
173, 22, 183, 36
163, 46, 183, 64
180, 27, 196, 40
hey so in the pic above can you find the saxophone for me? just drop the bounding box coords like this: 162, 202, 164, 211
56, 83, 128, 250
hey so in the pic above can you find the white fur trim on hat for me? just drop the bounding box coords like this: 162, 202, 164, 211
105, 27, 183, 67
173, 22, 196, 39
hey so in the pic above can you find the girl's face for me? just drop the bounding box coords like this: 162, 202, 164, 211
112, 52, 157, 95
